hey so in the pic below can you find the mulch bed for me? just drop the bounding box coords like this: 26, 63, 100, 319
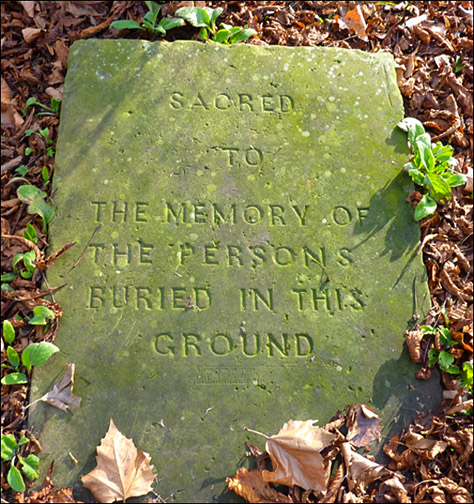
1, 1, 472, 503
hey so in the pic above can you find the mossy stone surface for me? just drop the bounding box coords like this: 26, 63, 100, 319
30, 40, 440, 502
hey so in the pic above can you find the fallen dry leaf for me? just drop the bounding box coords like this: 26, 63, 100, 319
22, 27, 43, 43
226, 468, 293, 503
248, 420, 336, 492
1, 77, 24, 129
341, 442, 394, 491
81, 419, 156, 503
336, 6, 368, 41
346, 404, 382, 448
40, 363, 81, 412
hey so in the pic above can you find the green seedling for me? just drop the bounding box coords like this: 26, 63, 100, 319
23, 96, 61, 117
460, 361, 473, 391
12, 249, 36, 279
15, 165, 29, 176
455, 57, 466, 73
3, 320, 16, 344
23, 222, 39, 244
1, 434, 39, 493
1, 272, 16, 291
422, 325, 461, 375
1, 340, 59, 386
25, 127, 55, 158
110, 1, 185, 36
42, 166, 50, 185
21, 341, 59, 372
28, 305, 55, 326
398, 118, 467, 221
175, 6, 256, 43
17, 184, 55, 232
2, 311, 58, 386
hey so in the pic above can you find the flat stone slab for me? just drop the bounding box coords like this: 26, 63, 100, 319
30, 40, 440, 502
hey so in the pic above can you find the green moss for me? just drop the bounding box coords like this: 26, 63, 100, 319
29, 40, 440, 503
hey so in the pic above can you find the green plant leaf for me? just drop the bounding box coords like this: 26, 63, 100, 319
3, 320, 15, 344
17, 185, 46, 202
18, 454, 40, 480
229, 27, 257, 43
428, 348, 439, 368
50, 98, 61, 114
443, 173, 467, 188
408, 168, 424, 186
414, 194, 437, 221
454, 57, 466, 73
7, 346, 20, 369
110, 19, 143, 30
461, 361, 473, 388
176, 6, 210, 28
42, 165, 50, 185
23, 222, 38, 244
398, 117, 425, 134
1, 434, 17, 461
432, 142, 453, 162
12, 253, 25, 273
21, 342, 59, 372
159, 17, 185, 31
438, 327, 456, 348
7, 465, 26, 493
23, 97, 39, 117
29, 305, 55, 325
445, 364, 460, 374
214, 28, 230, 43
1, 372, 28, 385
208, 6, 224, 27
416, 136, 434, 172
426, 173, 451, 202
438, 351, 455, 371
420, 324, 436, 335
17, 437, 29, 447
23, 250, 36, 273
1, 272, 16, 283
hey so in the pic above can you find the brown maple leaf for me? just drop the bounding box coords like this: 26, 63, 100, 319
81, 419, 156, 503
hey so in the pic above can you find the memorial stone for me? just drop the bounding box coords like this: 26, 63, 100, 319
30, 40, 440, 502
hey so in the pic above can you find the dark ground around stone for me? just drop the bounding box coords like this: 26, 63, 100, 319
1, 1, 472, 503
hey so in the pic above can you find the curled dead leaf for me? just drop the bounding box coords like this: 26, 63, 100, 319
341, 442, 394, 492
81, 419, 156, 503
251, 420, 336, 492
22, 27, 43, 43
39, 363, 81, 412
346, 404, 382, 448
405, 328, 426, 364
226, 468, 293, 504
404, 429, 448, 458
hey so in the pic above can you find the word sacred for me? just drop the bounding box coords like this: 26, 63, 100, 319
169, 91, 294, 113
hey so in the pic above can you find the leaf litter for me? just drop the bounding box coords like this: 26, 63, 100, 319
1, 1, 472, 502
